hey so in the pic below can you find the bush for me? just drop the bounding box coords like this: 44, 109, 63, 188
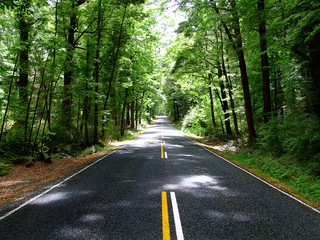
258, 113, 320, 163
182, 105, 208, 136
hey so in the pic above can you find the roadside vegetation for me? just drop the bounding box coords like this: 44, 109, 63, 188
0, 0, 162, 175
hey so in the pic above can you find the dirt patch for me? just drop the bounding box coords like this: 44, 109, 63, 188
0, 151, 110, 206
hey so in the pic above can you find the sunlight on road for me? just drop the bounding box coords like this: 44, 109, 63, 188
31, 192, 67, 205
163, 175, 226, 191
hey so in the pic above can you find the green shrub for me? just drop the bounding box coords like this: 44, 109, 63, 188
0, 162, 11, 176
258, 113, 320, 163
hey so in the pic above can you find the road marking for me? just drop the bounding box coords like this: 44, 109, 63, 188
170, 192, 184, 240
162, 192, 171, 240
161, 141, 164, 158
165, 152, 168, 159
0, 150, 117, 221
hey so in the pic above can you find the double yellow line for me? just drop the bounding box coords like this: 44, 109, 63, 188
161, 191, 184, 240
161, 141, 164, 159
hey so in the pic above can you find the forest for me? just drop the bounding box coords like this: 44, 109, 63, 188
0, 0, 319, 199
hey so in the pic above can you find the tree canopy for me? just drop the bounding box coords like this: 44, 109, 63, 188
0, 0, 319, 175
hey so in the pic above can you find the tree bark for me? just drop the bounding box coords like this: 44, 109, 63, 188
214, 0, 256, 141
62, 0, 86, 130
84, 37, 91, 145
258, 0, 271, 123
309, 32, 320, 118
220, 81, 232, 135
17, 0, 30, 103
62, 1, 76, 130
139, 91, 145, 124
102, 4, 128, 134
0, 55, 19, 143
93, 0, 102, 144
131, 100, 135, 130
221, 40, 239, 138
230, 0, 256, 140
121, 88, 128, 136
208, 86, 216, 127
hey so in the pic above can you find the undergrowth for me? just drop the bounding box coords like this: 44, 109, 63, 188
0, 121, 150, 176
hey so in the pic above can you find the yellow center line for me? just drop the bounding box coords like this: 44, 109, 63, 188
162, 192, 171, 240
161, 141, 164, 158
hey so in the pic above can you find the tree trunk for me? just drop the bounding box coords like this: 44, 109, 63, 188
139, 91, 145, 124
258, 0, 271, 123
121, 88, 128, 136
17, 0, 30, 103
131, 100, 135, 130
126, 104, 130, 126
230, 0, 256, 141
84, 36, 91, 146
93, 0, 102, 144
102, 4, 128, 134
0, 55, 19, 143
309, 32, 320, 118
214, 0, 256, 141
135, 96, 138, 130
27, 66, 46, 153
220, 82, 232, 135
62, 1, 76, 130
221, 46, 239, 138
220, 116, 225, 134
208, 86, 216, 127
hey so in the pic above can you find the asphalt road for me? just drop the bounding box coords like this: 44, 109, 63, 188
0, 116, 319, 239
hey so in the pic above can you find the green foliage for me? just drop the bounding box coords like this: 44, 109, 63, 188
0, 155, 11, 176
182, 104, 207, 136
258, 113, 320, 163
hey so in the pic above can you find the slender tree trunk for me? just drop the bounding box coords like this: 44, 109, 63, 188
17, 0, 30, 103
221, 48, 239, 138
131, 100, 135, 130
230, 0, 256, 140
62, 2, 76, 130
0, 55, 19, 143
27, 67, 46, 153
24, 69, 37, 151
135, 96, 138, 130
214, 0, 256, 141
62, 0, 87, 130
93, 0, 102, 144
121, 88, 128, 136
208, 86, 216, 127
309, 32, 320, 118
258, 0, 271, 123
102, 4, 128, 134
220, 81, 232, 135
139, 91, 145, 124
84, 37, 91, 146
126, 104, 130, 126
220, 116, 225, 134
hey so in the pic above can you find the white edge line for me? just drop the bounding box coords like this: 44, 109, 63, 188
165, 152, 168, 159
0, 150, 117, 221
170, 192, 184, 240
190, 140, 320, 214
